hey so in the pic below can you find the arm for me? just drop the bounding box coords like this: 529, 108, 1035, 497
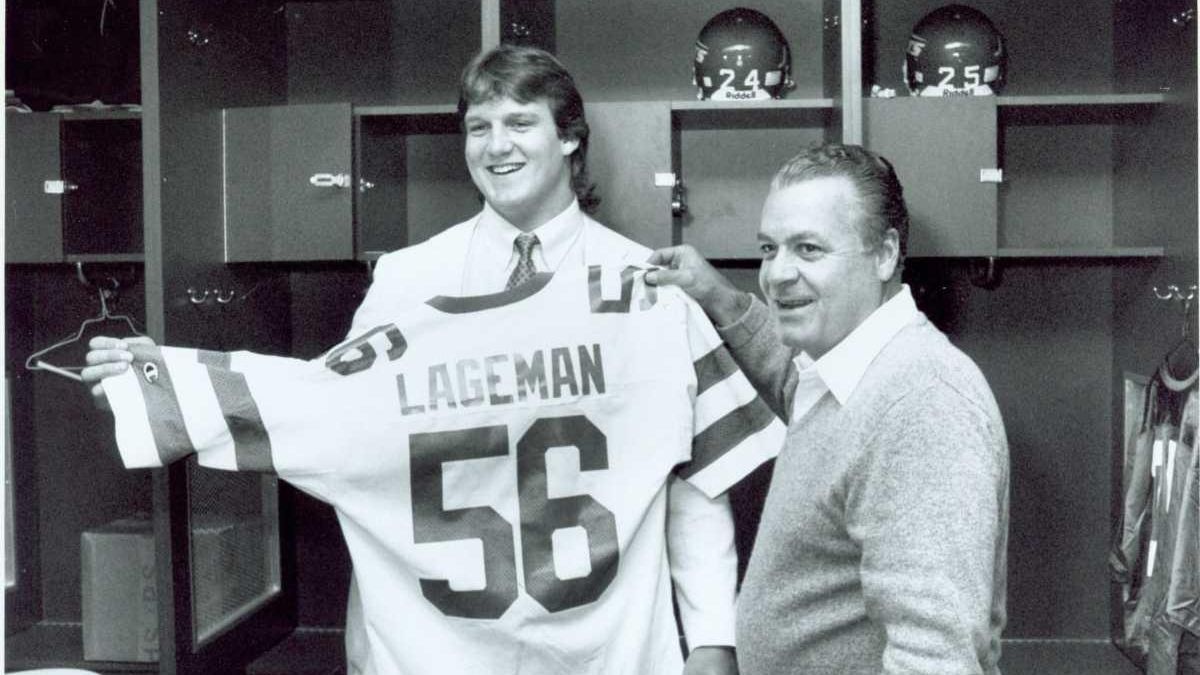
668, 478, 739, 675
713, 296, 798, 422
646, 246, 797, 421
848, 387, 1008, 674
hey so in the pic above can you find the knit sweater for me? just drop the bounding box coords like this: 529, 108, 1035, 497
721, 296, 1009, 675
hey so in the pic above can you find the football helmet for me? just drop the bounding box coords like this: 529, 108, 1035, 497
904, 5, 1005, 97
694, 8, 793, 101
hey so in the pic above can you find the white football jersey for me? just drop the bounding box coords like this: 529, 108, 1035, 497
103, 265, 784, 675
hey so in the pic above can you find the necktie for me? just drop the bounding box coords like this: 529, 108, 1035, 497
506, 233, 540, 290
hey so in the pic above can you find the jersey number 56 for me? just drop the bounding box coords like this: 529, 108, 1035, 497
410, 415, 618, 619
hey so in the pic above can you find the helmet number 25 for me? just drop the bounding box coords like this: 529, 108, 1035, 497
938, 65, 981, 88
409, 415, 619, 619
720, 67, 760, 91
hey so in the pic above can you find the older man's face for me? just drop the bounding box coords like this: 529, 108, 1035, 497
756, 176, 896, 358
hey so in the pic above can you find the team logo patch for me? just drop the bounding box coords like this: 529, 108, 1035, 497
142, 362, 159, 384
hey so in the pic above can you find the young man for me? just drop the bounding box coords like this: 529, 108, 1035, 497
84, 46, 743, 674
647, 143, 1010, 674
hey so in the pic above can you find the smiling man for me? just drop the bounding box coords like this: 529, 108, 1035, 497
647, 144, 1010, 674
83, 45, 742, 675
340, 45, 743, 675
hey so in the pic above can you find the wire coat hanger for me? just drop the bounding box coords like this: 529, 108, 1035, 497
24, 270, 145, 382
1156, 284, 1198, 392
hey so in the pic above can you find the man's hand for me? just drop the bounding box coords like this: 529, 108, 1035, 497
683, 645, 737, 675
81, 335, 156, 409
645, 245, 751, 327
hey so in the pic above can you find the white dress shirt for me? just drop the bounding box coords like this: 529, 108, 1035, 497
461, 200, 586, 295
789, 284, 921, 422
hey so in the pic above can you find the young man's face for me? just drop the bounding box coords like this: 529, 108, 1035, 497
756, 175, 898, 358
463, 96, 578, 231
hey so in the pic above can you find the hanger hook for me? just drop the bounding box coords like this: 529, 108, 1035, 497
1153, 285, 1175, 300
1184, 287, 1197, 338
97, 286, 111, 317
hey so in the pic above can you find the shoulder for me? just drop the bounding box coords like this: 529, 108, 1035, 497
870, 318, 1002, 423
855, 321, 1008, 476
372, 217, 477, 283
582, 214, 653, 263
351, 215, 478, 335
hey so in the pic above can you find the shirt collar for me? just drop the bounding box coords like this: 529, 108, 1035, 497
477, 200, 584, 270
793, 284, 921, 405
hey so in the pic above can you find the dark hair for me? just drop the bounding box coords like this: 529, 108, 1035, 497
771, 143, 909, 270
458, 45, 599, 213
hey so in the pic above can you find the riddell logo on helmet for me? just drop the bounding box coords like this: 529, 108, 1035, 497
717, 89, 760, 100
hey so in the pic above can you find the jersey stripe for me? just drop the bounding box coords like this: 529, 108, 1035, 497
129, 345, 195, 465
428, 273, 552, 314
693, 345, 739, 396
105, 360, 167, 468
160, 348, 237, 470
685, 429, 783, 498
208, 368, 274, 472
197, 349, 231, 369
680, 396, 777, 481
693, 367, 759, 433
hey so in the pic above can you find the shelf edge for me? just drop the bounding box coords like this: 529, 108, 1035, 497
353, 104, 458, 117
671, 98, 836, 111
995, 246, 1165, 258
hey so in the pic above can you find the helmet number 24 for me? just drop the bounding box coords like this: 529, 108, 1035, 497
719, 67, 760, 92
938, 65, 981, 88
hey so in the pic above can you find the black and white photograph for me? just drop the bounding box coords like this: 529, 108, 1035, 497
3, 1, 1197, 674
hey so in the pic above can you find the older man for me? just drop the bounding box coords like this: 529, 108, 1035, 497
647, 143, 1009, 674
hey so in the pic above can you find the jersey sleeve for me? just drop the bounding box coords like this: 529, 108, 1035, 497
667, 476, 737, 649
101, 344, 350, 496
672, 293, 785, 498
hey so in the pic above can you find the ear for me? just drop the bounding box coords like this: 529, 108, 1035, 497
874, 228, 901, 281
560, 136, 580, 157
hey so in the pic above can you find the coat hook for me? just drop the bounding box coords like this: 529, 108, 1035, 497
214, 288, 237, 304
969, 257, 1002, 289
187, 287, 210, 304
1153, 284, 1197, 301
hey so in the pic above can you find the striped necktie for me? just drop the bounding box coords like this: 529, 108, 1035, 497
506, 233, 540, 290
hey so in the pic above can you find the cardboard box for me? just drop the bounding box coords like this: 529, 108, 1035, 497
81, 516, 158, 662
